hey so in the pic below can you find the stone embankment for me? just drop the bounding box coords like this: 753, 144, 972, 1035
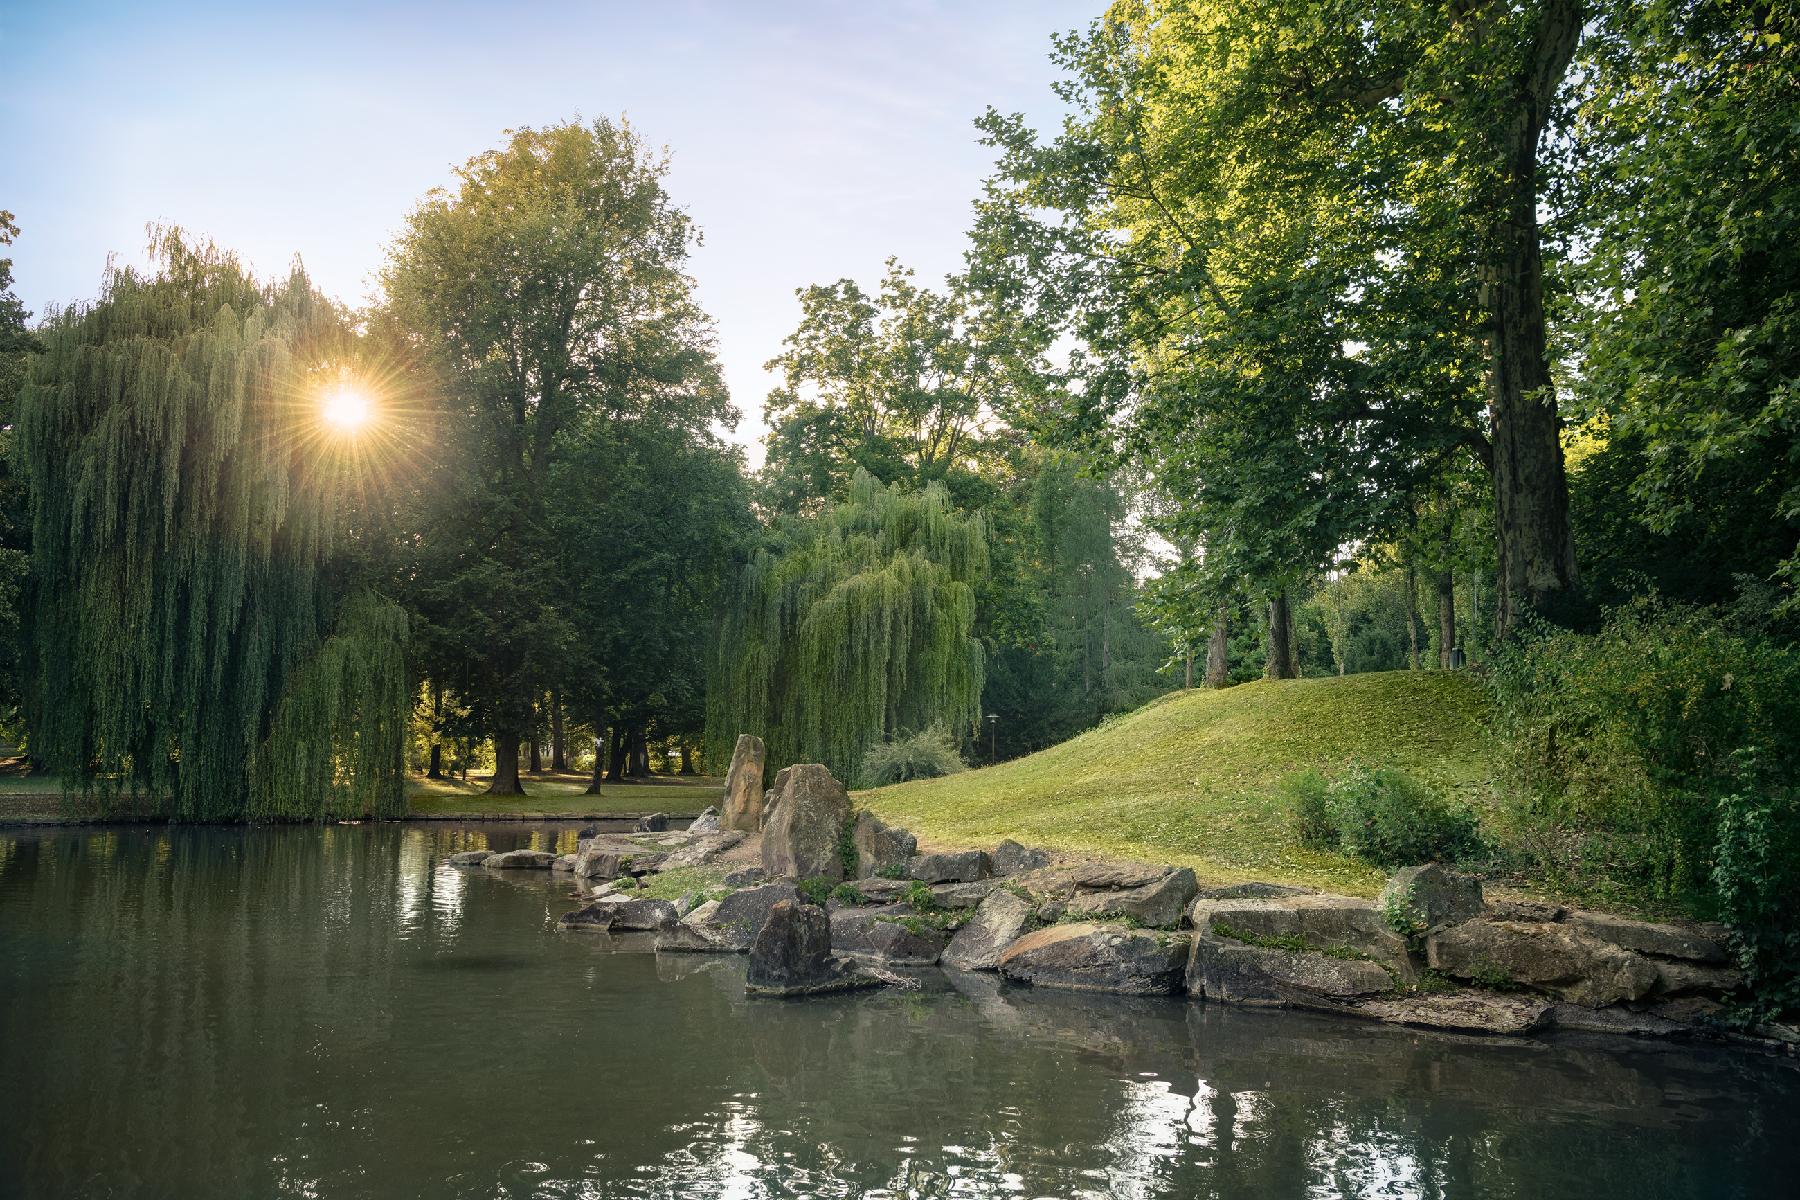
448, 760, 1795, 1054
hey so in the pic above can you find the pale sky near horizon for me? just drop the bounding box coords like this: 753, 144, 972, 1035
2, 0, 1097, 465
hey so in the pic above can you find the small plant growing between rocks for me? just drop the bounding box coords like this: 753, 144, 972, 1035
1382, 884, 1430, 951
797, 877, 834, 906
875, 862, 910, 880
830, 881, 866, 907
839, 816, 860, 880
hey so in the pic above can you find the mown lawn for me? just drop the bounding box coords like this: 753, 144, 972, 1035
405, 772, 723, 818
859, 671, 1495, 896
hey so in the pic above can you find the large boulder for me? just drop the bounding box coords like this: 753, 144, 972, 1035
930, 879, 1000, 909
942, 889, 1034, 971
635, 813, 669, 833
447, 850, 492, 866
997, 923, 1190, 995
687, 806, 722, 834
1428, 918, 1659, 1007
851, 810, 917, 878
573, 848, 665, 881
1187, 932, 1394, 1007
746, 900, 882, 996
655, 901, 735, 953
1190, 895, 1412, 974
992, 840, 1052, 876
1065, 868, 1197, 929
720, 734, 768, 832
699, 881, 802, 951
1197, 881, 1315, 900
829, 905, 949, 965
660, 829, 747, 870
761, 765, 853, 881
558, 897, 678, 932
1379, 864, 1485, 935
908, 850, 991, 884
484, 849, 557, 870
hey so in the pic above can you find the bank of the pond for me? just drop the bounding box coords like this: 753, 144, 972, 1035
7, 820, 1797, 1198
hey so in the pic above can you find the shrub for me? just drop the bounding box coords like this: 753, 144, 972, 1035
859, 724, 967, 787
1288, 763, 1483, 869
1489, 597, 1800, 904
796, 877, 833, 906
1712, 765, 1800, 1020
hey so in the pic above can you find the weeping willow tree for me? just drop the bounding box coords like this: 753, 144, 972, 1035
707, 470, 986, 786
17, 233, 408, 819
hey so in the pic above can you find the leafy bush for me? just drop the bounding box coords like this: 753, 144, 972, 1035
796, 877, 833, 906
1288, 762, 1483, 869
859, 724, 967, 787
1712, 764, 1800, 1020
1489, 597, 1800, 904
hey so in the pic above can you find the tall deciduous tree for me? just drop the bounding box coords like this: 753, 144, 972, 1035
0, 212, 39, 742
381, 117, 730, 793
706, 470, 987, 785
17, 233, 408, 818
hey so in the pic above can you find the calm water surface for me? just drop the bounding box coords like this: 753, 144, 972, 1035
1, 823, 1795, 1199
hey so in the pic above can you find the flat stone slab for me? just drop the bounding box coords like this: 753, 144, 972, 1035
1187, 932, 1394, 1007
1191, 895, 1411, 972
1065, 868, 1197, 929
930, 879, 1000, 909
1362, 992, 1551, 1036
1568, 912, 1731, 964
558, 897, 678, 932
447, 850, 492, 866
660, 830, 746, 870
998, 923, 1190, 995
1429, 918, 1659, 1007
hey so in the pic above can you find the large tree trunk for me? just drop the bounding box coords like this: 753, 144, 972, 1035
1404, 562, 1422, 671
629, 729, 649, 778
529, 737, 542, 774
606, 726, 628, 783
426, 683, 446, 779
1437, 571, 1458, 669
1204, 605, 1230, 688
1264, 591, 1298, 680
549, 691, 567, 772
487, 730, 527, 795
679, 744, 696, 775
585, 709, 606, 794
1484, 0, 1582, 635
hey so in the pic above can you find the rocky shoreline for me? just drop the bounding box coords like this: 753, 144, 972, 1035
450, 748, 1797, 1058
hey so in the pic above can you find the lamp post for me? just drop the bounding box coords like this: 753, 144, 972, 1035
986, 713, 998, 765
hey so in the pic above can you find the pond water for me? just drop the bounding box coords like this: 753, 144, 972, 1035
1, 823, 1795, 1199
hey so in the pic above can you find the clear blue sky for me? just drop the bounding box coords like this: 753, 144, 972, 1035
3, 0, 1096, 461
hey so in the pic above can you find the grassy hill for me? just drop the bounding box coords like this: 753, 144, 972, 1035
859, 671, 1493, 896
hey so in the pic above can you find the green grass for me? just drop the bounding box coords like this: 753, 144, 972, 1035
405, 772, 723, 818
859, 671, 1494, 896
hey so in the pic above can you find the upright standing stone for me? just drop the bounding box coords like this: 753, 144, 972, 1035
746, 899, 880, 996
761, 764, 853, 881
720, 734, 768, 832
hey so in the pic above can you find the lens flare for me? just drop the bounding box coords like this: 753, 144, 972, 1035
321, 385, 373, 431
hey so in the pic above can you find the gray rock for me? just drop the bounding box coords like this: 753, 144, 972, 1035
687, 806, 722, 834
1428, 919, 1659, 1007
1187, 932, 1394, 1007
1065, 868, 1197, 929
635, 813, 669, 833
551, 854, 578, 872
722, 867, 767, 888
1362, 992, 1552, 1035
573, 848, 666, 880
998, 923, 1190, 995
484, 850, 557, 870
1025, 861, 1167, 893
1486, 899, 1568, 922
1380, 864, 1485, 933
930, 879, 1000, 909
720, 734, 768, 832
992, 840, 1052, 876
746, 900, 882, 996
908, 850, 991, 884
447, 850, 492, 866
839, 877, 911, 905
1196, 881, 1315, 900
943, 889, 1034, 971
1650, 958, 1743, 997
703, 881, 802, 951
660, 829, 746, 870
1568, 912, 1731, 964
558, 897, 678, 932
654, 901, 736, 953
1547, 1003, 1692, 1038
852, 810, 917, 878
829, 905, 949, 965
761, 764, 853, 881
1191, 895, 1411, 973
